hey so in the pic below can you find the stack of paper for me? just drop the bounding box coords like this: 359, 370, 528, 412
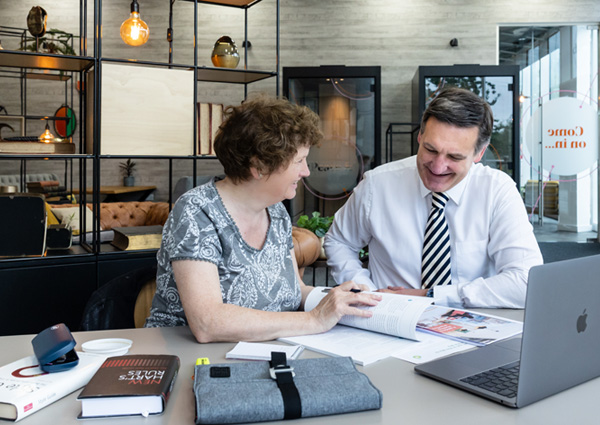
225, 342, 304, 361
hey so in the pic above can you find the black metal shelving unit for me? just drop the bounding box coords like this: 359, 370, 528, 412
0, 0, 280, 336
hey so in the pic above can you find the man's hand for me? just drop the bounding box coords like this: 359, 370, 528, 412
376, 286, 428, 296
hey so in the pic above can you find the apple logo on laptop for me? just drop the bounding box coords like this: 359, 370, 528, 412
577, 309, 588, 333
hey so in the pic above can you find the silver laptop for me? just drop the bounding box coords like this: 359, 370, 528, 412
415, 254, 600, 408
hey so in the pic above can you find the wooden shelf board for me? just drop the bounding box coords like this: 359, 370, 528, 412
197, 67, 276, 84
0, 141, 76, 154
181, 0, 263, 8
0, 51, 94, 72
26, 72, 71, 81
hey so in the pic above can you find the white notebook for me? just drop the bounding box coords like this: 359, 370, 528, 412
225, 342, 304, 361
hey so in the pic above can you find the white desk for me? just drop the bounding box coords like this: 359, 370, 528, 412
2, 310, 599, 425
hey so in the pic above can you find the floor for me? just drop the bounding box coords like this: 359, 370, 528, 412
532, 217, 598, 243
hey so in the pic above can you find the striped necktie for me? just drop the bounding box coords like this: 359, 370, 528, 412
421, 192, 452, 289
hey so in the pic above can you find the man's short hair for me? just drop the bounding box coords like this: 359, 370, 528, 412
213, 94, 322, 183
420, 87, 493, 153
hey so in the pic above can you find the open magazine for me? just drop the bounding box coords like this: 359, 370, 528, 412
302, 287, 522, 346
417, 305, 523, 346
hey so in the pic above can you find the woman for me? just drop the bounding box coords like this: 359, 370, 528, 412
145, 95, 380, 342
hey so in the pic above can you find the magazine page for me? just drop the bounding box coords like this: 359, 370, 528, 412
416, 305, 523, 346
279, 325, 472, 366
304, 287, 433, 340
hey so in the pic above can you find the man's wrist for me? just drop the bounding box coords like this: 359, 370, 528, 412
426, 287, 434, 298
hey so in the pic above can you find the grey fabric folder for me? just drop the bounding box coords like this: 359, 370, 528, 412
193, 356, 382, 424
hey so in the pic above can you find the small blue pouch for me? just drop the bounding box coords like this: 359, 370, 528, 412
31, 323, 79, 372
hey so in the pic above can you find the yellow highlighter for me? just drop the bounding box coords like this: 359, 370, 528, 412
193, 358, 210, 380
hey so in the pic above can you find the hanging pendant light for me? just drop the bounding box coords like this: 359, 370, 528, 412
39, 122, 55, 143
120, 0, 149, 46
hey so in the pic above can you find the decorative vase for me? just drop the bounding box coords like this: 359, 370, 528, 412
123, 176, 135, 187
211, 36, 240, 69
27, 6, 47, 38
318, 237, 327, 260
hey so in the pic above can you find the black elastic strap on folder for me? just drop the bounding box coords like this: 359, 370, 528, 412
270, 352, 301, 420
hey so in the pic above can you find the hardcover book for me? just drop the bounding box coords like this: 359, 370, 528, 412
0, 352, 106, 422
77, 354, 180, 418
111, 225, 163, 251
26, 180, 60, 188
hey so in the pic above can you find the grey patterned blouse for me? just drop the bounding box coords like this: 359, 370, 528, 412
145, 180, 301, 328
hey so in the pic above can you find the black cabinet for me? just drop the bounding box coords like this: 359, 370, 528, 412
0, 259, 95, 336
283, 65, 381, 219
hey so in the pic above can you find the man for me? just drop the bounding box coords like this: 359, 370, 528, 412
324, 87, 542, 308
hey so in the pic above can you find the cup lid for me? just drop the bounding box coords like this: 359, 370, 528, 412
81, 338, 133, 356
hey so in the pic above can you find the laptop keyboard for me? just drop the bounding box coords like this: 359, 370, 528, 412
460, 361, 520, 398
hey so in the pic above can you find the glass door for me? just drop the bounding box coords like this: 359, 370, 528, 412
500, 25, 599, 241
423, 75, 517, 181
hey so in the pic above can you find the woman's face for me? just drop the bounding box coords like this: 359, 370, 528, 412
265, 146, 311, 201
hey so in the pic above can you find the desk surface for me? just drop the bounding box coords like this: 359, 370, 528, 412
3, 310, 599, 425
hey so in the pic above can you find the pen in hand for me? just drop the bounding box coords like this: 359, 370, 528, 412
324, 285, 362, 294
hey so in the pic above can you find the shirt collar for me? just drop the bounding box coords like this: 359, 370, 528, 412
418, 164, 475, 206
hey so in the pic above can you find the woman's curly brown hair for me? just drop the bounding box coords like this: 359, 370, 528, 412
213, 94, 322, 183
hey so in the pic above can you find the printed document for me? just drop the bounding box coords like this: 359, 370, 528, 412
304, 287, 434, 341
279, 287, 523, 365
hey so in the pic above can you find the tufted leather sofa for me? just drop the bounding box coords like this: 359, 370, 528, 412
99, 202, 170, 230
99, 202, 321, 272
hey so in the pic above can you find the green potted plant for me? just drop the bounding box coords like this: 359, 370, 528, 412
119, 159, 136, 187
296, 212, 333, 259
296, 212, 333, 238
296, 211, 369, 262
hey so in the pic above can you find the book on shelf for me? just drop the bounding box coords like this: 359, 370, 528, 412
77, 354, 180, 419
197, 102, 223, 155
26, 180, 60, 189
111, 225, 163, 251
27, 186, 70, 198
0, 141, 76, 154
278, 288, 523, 364
27, 185, 66, 193
0, 352, 106, 422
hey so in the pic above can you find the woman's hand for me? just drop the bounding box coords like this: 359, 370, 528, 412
309, 281, 381, 333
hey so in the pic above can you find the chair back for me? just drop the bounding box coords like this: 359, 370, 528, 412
134, 279, 157, 328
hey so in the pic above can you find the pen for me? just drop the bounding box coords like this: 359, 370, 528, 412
325, 285, 361, 293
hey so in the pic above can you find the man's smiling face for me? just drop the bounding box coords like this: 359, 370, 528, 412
416, 117, 486, 193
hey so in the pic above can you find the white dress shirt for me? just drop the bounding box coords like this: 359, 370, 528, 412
323, 156, 543, 308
